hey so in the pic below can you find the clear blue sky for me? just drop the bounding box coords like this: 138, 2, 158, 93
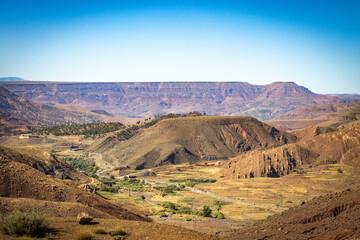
0, 0, 359, 94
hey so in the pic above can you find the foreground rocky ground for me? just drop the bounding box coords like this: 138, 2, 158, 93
222, 187, 360, 239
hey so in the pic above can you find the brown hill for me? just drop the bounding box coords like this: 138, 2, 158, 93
0, 145, 89, 181
0, 86, 124, 135
1, 81, 339, 120
0, 197, 113, 219
223, 187, 360, 240
0, 145, 150, 221
88, 116, 296, 169
221, 123, 360, 179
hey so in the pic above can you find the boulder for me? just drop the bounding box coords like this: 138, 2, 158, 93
77, 212, 93, 225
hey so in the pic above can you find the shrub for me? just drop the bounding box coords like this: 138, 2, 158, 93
185, 180, 196, 187
109, 228, 127, 236
186, 177, 216, 183
175, 207, 203, 216
73, 230, 94, 240
202, 206, 212, 217
156, 212, 168, 217
176, 207, 192, 215
214, 212, 225, 219
161, 202, 177, 210
0, 211, 49, 237
163, 185, 180, 193
100, 185, 110, 192
110, 186, 120, 193
92, 227, 107, 234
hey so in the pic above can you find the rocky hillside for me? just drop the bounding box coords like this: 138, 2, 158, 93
88, 116, 296, 169
0, 145, 89, 181
0, 145, 150, 221
1, 81, 340, 120
0, 86, 123, 134
221, 121, 360, 178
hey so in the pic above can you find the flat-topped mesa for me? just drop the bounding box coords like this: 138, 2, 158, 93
1, 81, 340, 120
89, 116, 296, 170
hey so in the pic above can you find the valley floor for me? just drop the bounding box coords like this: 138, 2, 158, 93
95, 162, 360, 235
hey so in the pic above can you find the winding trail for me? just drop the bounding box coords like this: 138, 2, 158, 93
91, 153, 114, 177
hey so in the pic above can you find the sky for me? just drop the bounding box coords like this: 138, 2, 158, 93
0, 0, 359, 94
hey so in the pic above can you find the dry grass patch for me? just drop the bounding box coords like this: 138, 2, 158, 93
73, 229, 94, 240
92, 227, 107, 234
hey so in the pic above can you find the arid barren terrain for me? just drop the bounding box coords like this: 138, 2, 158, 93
1, 0, 360, 239
0, 81, 360, 239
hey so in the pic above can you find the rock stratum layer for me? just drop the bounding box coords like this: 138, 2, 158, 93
1, 81, 339, 120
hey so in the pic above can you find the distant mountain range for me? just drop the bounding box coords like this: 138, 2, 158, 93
0, 77, 27, 81
0, 81, 340, 120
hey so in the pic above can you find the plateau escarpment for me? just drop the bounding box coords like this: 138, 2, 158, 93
88, 116, 296, 169
1, 81, 340, 120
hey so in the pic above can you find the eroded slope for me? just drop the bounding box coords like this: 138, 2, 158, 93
89, 116, 296, 169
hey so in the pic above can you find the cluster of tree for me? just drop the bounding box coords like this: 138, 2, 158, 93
62, 156, 99, 174
31, 122, 124, 137
169, 177, 217, 187
95, 176, 150, 193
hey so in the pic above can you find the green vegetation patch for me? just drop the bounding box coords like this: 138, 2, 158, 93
154, 184, 182, 196
96, 177, 151, 194
169, 177, 217, 187
63, 156, 99, 175
214, 212, 225, 219
159, 201, 213, 217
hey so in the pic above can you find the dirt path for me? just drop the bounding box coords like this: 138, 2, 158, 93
91, 153, 114, 177
145, 179, 288, 210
